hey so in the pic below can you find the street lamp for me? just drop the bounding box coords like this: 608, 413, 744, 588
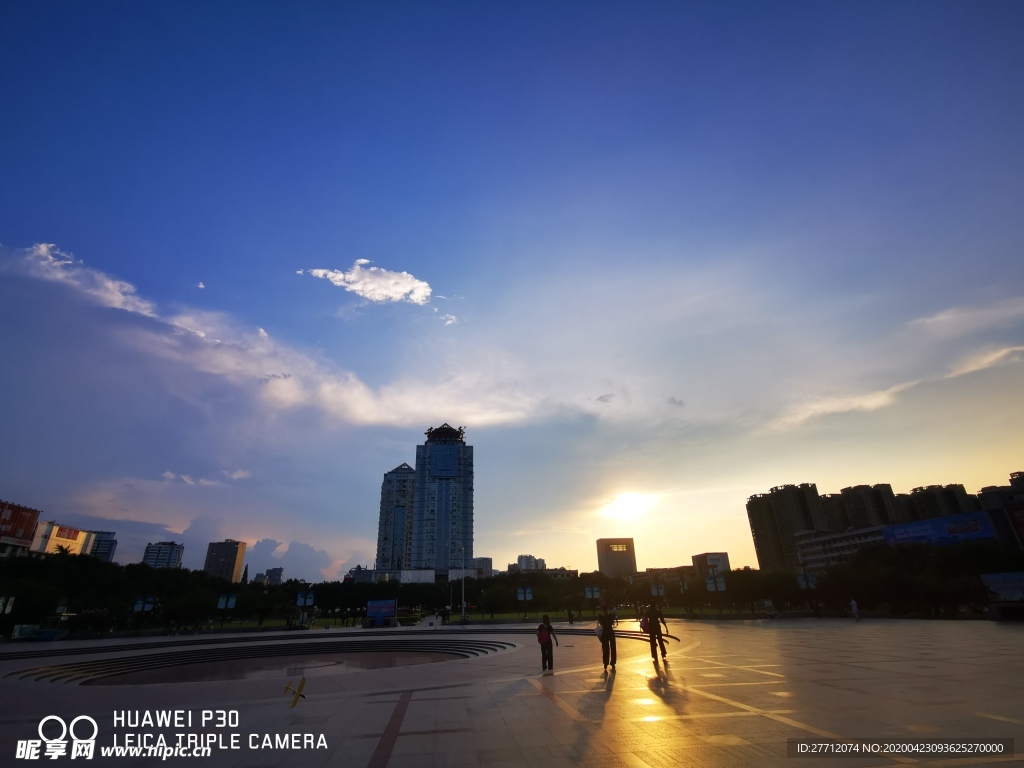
455, 541, 466, 622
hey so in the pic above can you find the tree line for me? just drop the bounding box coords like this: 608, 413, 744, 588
1, 539, 1019, 637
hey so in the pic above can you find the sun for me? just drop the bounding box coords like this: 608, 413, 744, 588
599, 493, 658, 521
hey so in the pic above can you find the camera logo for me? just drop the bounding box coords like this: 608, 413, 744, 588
16, 715, 98, 760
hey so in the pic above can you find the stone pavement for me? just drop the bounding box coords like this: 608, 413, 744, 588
1, 618, 1022, 767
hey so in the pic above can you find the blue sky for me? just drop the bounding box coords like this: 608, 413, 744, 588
2, 2, 1023, 581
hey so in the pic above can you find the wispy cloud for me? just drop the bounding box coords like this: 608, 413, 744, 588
768, 343, 1024, 430
768, 382, 918, 429
18, 243, 156, 316
908, 297, 1024, 338
306, 259, 431, 305
223, 469, 252, 480
945, 345, 1024, 378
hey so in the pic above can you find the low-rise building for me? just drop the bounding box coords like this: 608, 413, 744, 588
0, 500, 41, 559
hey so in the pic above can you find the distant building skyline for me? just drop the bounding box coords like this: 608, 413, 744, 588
143, 541, 184, 569
203, 539, 246, 583
596, 538, 637, 579
748, 472, 1023, 573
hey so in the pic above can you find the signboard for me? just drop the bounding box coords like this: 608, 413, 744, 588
980, 572, 1024, 603
797, 573, 817, 590
55, 526, 81, 541
650, 583, 665, 596
366, 599, 398, 627
706, 575, 725, 591
226, 595, 236, 610
517, 588, 525, 601
706, 554, 723, 571
593, 587, 600, 599
882, 511, 995, 546
305, 592, 315, 607
525, 588, 533, 601
584, 586, 592, 599
217, 594, 227, 610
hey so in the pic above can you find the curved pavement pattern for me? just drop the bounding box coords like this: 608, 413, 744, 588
0, 619, 1022, 768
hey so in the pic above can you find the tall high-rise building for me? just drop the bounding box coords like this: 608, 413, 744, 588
266, 566, 284, 585
204, 539, 246, 583
909, 484, 977, 520
410, 424, 474, 576
375, 463, 416, 570
978, 472, 1024, 551
596, 538, 637, 578
143, 541, 184, 569
746, 484, 828, 573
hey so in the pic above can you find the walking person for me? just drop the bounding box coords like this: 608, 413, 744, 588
537, 614, 558, 673
850, 599, 861, 622
597, 603, 617, 671
645, 604, 669, 662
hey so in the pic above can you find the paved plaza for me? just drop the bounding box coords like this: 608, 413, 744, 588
1, 618, 1022, 767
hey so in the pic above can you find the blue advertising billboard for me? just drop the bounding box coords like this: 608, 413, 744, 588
366, 599, 398, 627
882, 511, 994, 546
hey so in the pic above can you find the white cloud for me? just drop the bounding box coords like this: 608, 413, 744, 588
197, 282, 205, 289
768, 381, 917, 429
258, 328, 269, 338
162, 471, 176, 481
223, 469, 252, 480
198, 478, 218, 486
946, 345, 1024, 379
768, 344, 1024, 430
908, 297, 1024, 338
19, 244, 157, 316
440, 313, 458, 326
306, 260, 431, 305
180, 475, 195, 485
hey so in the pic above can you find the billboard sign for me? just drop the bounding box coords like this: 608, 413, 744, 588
980, 572, 1024, 603
882, 511, 995, 546
797, 573, 817, 590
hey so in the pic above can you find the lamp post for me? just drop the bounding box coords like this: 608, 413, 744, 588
455, 541, 466, 622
